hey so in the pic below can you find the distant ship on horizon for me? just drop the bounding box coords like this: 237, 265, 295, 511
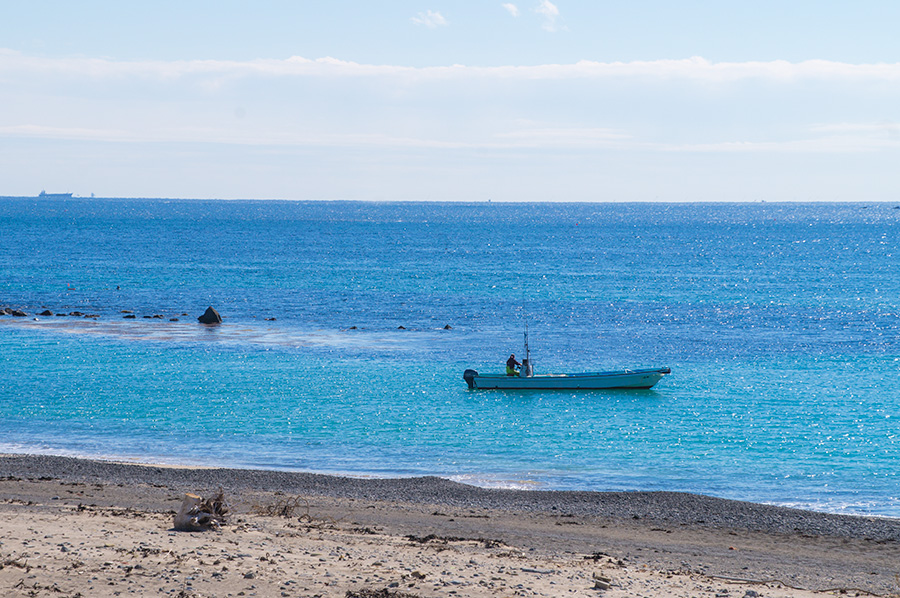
38, 190, 74, 199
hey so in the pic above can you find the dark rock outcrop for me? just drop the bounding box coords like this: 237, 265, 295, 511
198, 306, 223, 324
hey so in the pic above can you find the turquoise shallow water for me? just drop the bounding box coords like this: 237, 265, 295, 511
1, 199, 898, 516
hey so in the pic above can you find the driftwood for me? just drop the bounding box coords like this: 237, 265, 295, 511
173, 489, 228, 531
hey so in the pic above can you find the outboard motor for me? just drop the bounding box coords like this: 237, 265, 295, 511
463, 369, 478, 389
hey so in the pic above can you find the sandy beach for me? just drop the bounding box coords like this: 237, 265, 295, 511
1, 455, 898, 598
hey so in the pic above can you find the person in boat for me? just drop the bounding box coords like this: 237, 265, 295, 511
506, 354, 521, 376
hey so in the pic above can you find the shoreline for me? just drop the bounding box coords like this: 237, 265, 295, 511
2, 454, 898, 534
3, 453, 900, 597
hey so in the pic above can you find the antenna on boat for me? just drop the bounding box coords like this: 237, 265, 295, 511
523, 321, 533, 377
524, 322, 530, 361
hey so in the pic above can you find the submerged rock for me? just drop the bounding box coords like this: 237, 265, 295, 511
198, 306, 223, 324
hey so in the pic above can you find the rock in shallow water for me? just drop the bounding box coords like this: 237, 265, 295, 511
197, 306, 223, 324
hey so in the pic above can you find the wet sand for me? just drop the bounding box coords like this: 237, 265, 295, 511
2, 454, 898, 597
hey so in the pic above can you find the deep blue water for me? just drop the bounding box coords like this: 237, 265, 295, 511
1, 198, 898, 516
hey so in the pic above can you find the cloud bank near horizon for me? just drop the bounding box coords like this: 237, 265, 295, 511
2, 50, 897, 150
3, 49, 900, 82
2, 48, 898, 201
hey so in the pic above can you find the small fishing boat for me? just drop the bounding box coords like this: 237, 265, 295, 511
463, 367, 671, 390
463, 328, 671, 390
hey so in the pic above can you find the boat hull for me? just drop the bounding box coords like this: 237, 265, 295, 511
463, 367, 670, 390
38, 191, 74, 199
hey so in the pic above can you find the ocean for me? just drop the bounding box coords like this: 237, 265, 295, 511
1, 198, 898, 517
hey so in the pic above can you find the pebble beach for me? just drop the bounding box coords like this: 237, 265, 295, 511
2, 454, 898, 598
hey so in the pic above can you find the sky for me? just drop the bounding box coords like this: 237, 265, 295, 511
1, 1, 899, 201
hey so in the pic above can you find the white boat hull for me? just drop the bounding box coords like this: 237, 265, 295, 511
463, 367, 670, 390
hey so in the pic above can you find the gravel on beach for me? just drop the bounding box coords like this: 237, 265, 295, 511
2, 453, 897, 540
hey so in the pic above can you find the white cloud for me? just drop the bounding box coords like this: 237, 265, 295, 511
0, 124, 129, 142
502, 3, 520, 17
3, 49, 900, 161
667, 136, 900, 154
534, 0, 561, 32
4, 50, 900, 84
496, 126, 630, 147
809, 121, 900, 137
9, 116, 895, 156
411, 10, 448, 28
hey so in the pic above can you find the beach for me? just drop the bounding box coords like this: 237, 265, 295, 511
1, 455, 898, 598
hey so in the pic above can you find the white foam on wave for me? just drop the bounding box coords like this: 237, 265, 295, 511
2, 317, 438, 352
0, 444, 175, 467
448, 473, 546, 491
773, 498, 900, 519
